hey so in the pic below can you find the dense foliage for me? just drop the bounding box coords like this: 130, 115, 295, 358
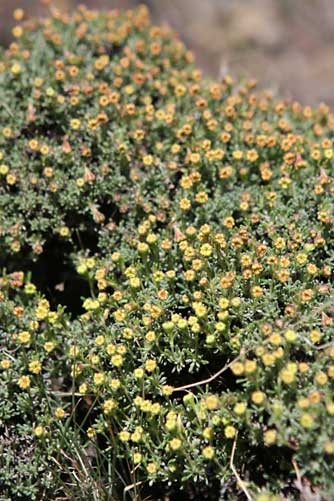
1, 5, 334, 500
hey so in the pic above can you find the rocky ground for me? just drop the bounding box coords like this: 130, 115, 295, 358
1, 0, 334, 105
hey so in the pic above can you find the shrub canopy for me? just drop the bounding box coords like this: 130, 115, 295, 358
1, 5, 334, 500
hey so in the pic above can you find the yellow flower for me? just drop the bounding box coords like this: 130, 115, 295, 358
34, 425, 44, 437
77, 262, 87, 274
195, 191, 208, 204
251, 286, 263, 298
200, 243, 212, 257
129, 277, 141, 288
223, 216, 235, 228
70, 118, 81, 130
83, 298, 100, 310
251, 391, 265, 405
280, 367, 295, 384
244, 360, 257, 374
134, 368, 144, 379
179, 198, 191, 210
59, 226, 70, 237
131, 428, 142, 442
203, 427, 213, 440
24, 283, 36, 294
264, 429, 277, 446
202, 446, 215, 459
119, 430, 131, 442
87, 427, 96, 438
234, 402, 247, 415
133, 452, 142, 464
146, 233, 158, 244
224, 425, 236, 438
219, 298, 229, 310
0, 164, 9, 175
11, 63, 22, 74
296, 253, 308, 265
93, 372, 105, 385
103, 399, 117, 414
315, 371, 328, 385
0, 359, 11, 369
309, 330, 321, 343
205, 395, 220, 410
165, 417, 177, 431
284, 329, 297, 342
2, 127, 12, 138
274, 237, 285, 249
269, 333, 282, 346
111, 354, 124, 367
162, 385, 174, 396
145, 330, 156, 342
111, 252, 120, 262
146, 463, 157, 474
106, 343, 116, 355
299, 363, 309, 374
110, 378, 120, 391
306, 263, 317, 275
324, 441, 334, 454
169, 438, 182, 451
79, 383, 88, 394
18, 375, 30, 389
36, 299, 50, 319
297, 398, 309, 409
143, 154, 154, 166
151, 402, 161, 415
40, 144, 50, 155
18, 331, 31, 344
29, 360, 42, 375
55, 407, 65, 419
326, 402, 334, 416
262, 353, 275, 367
246, 149, 259, 162
145, 359, 157, 372
138, 242, 149, 253
231, 362, 244, 376
232, 150, 243, 160
192, 301, 207, 318
95, 335, 105, 346
122, 328, 133, 339
300, 413, 314, 429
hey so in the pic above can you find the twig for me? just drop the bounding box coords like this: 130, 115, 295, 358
172, 351, 246, 393
123, 480, 144, 501
292, 458, 302, 486
230, 433, 252, 501
47, 391, 94, 397
73, 446, 100, 501
315, 341, 334, 350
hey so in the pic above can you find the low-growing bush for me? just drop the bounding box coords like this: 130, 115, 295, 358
1, 4, 334, 500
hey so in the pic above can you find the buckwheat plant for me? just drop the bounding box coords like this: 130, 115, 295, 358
1, 4, 334, 500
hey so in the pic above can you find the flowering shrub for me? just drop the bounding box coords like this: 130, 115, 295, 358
0, 5, 195, 265
1, 4, 334, 500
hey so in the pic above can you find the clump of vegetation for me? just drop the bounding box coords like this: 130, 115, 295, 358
1, 4, 334, 500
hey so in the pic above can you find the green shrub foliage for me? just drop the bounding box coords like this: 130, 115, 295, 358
1, 5, 334, 500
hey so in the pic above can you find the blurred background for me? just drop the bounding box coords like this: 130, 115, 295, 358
1, 0, 334, 105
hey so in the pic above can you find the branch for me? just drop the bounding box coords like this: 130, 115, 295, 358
172, 351, 246, 393
230, 433, 252, 501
